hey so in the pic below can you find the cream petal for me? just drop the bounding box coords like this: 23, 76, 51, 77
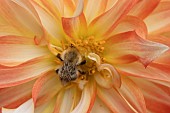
87, 53, 101, 65
91, 97, 112, 113
32, 71, 62, 106
2, 99, 34, 113
71, 79, 96, 113
97, 87, 135, 113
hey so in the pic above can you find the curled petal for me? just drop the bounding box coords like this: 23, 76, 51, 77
95, 64, 121, 89
2, 99, 34, 113
87, 53, 101, 65
118, 77, 146, 113
71, 79, 96, 113
129, 0, 160, 19
105, 31, 169, 67
62, 0, 87, 39
97, 87, 135, 113
32, 71, 62, 106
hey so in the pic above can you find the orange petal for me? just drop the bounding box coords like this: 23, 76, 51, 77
71, 79, 96, 113
130, 77, 170, 113
88, 0, 139, 39
32, 71, 62, 106
84, 0, 108, 24
97, 87, 135, 113
54, 86, 80, 113
110, 16, 148, 39
0, 56, 55, 88
105, 31, 169, 66
117, 62, 170, 82
0, 0, 43, 37
118, 77, 146, 113
0, 37, 50, 66
144, 1, 170, 35
91, 97, 111, 113
2, 99, 34, 113
129, 0, 160, 19
0, 80, 35, 109
62, 0, 87, 39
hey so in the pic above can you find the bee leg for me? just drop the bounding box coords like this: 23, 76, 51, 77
56, 69, 59, 74
78, 70, 86, 75
56, 53, 63, 61
79, 60, 86, 65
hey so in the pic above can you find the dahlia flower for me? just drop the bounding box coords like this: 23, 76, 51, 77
0, 0, 170, 113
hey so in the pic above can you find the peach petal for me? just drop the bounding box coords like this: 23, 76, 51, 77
0, 80, 35, 109
0, 0, 43, 37
71, 79, 96, 113
118, 77, 146, 113
2, 99, 34, 113
32, 71, 62, 106
62, 0, 87, 39
97, 87, 135, 113
31, 0, 64, 44
144, 1, 170, 35
130, 77, 170, 113
91, 97, 111, 113
117, 62, 170, 82
0, 56, 56, 88
84, 0, 108, 24
88, 0, 138, 39
0, 42, 50, 66
105, 31, 169, 66
129, 0, 160, 19
110, 16, 148, 39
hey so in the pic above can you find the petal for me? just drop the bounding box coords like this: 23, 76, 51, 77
105, 31, 169, 66
84, 0, 108, 24
117, 62, 170, 82
130, 77, 170, 113
31, 0, 64, 45
0, 40, 50, 66
87, 53, 101, 65
71, 79, 96, 113
118, 77, 146, 113
91, 97, 111, 113
2, 99, 34, 113
0, 0, 43, 37
32, 71, 62, 106
54, 85, 80, 113
0, 80, 35, 109
129, 0, 160, 19
95, 64, 121, 89
35, 96, 56, 113
97, 87, 135, 113
110, 16, 148, 39
0, 56, 56, 88
88, 0, 139, 39
62, 0, 87, 39
144, 1, 170, 35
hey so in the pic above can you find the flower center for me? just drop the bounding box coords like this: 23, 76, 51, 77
48, 36, 120, 89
